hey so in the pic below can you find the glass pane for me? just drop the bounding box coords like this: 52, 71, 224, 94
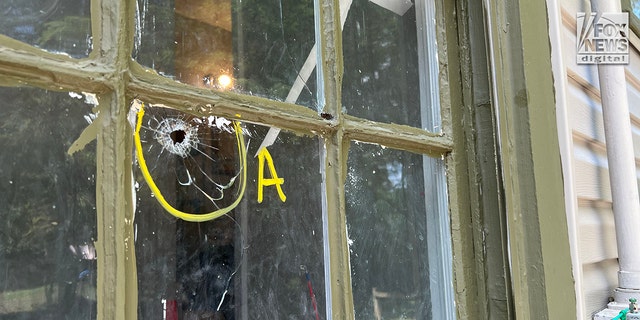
133, 102, 326, 319
134, 0, 318, 108
632, 0, 640, 19
341, 0, 441, 130
346, 142, 453, 319
0, 0, 92, 58
0, 87, 97, 319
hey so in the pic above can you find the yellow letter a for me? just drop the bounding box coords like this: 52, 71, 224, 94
257, 148, 286, 203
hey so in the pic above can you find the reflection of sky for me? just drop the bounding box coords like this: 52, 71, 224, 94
13, 25, 35, 35
635, 1, 640, 18
386, 161, 404, 188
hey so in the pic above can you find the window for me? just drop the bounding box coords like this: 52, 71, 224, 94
623, 0, 640, 35
0, 0, 462, 319
0, 0, 91, 58
0, 88, 97, 319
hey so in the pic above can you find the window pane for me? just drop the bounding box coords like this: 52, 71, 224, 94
0, 87, 97, 319
346, 142, 453, 319
133, 103, 326, 319
341, 0, 440, 131
632, 0, 640, 20
0, 0, 92, 58
134, 0, 318, 108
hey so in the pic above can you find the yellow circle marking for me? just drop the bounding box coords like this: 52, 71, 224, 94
134, 104, 247, 222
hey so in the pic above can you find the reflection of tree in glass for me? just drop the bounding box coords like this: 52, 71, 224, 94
133, 0, 177, 75
346, 142, 431, 319
38, 16, 91, 55
232, 0, 316, 103
0, 0, 91, 57
134, 121, 327, 319
0, 88, 97, 318
342, 0, 421, 126
133, 0, 317, 104
238, 125, 326, 319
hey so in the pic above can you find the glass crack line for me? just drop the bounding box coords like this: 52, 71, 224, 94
154, 117, 200, 158
134, 103, 247, 222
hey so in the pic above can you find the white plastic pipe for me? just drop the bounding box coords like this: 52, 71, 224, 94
591, 0, 640, 296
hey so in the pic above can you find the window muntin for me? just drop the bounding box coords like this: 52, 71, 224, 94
0, 0, 92, 58
0, 87, 97, 318
135, 112, 327, 319
133, 0, 318, 108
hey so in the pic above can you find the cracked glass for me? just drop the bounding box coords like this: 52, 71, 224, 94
131, 101, 246, 219
133, 105, 326, 319
134, 0, 318, 109
0, 0, 92, 58
0, 87, 97, 319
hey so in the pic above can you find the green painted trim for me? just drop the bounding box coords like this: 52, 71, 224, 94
343, 114, 451, 156
95, 90, 137, 320
318, 0, 354, 318
95, 0, 137, 319
485, 0, 576, 318
120, 1, 138, 319
436, 0, 484, 318
453, 0, 514, 317
519, 0, 576, 317
0, 42, 113, 93
323, 130, 354, 319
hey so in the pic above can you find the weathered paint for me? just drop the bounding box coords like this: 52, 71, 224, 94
318, 0, 355, 318
485, 0, 577, 318
95, 90, 138, 320
521, 0, 577, 316
0, 38, 112, 93
436, 0, 486, 318
96, 0, 137, 319
453, 0, 514, 318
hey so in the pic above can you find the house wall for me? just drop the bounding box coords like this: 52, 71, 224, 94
547, 0, 640, 318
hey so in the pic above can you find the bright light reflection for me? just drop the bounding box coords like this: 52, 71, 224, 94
217, 74, 233, 89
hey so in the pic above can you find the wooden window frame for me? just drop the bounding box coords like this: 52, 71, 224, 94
0, 0, 566, 318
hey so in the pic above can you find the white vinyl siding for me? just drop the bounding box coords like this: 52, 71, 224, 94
549, 0, 640, 318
